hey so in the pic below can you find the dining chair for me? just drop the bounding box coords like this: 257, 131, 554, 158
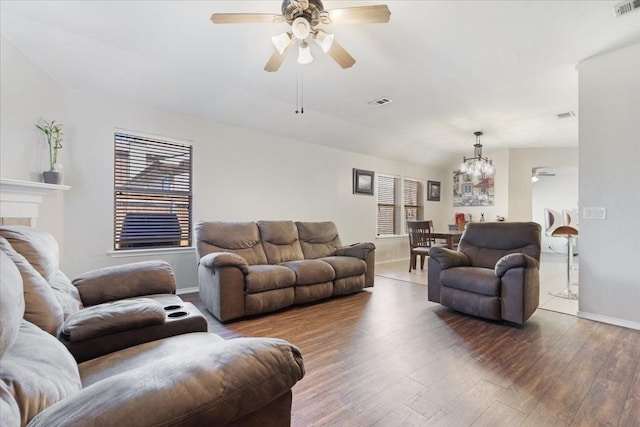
407, 220, 446, 272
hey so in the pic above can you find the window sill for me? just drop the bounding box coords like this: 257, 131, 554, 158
376, 234, 407, 240
108, 246, 196, 258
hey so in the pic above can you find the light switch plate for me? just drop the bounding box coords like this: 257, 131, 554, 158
583, 207, 607, 219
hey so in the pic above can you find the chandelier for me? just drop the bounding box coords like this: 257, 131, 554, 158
460, 131, 494, 177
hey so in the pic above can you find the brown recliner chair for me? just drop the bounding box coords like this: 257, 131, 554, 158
0, 250, 305, 427
427, 222, 541, 324
0, 225, 207, 362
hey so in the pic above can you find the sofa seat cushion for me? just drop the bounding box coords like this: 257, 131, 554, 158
281, 259, 335, 286
245, 265, 296, 294
1, 321, 82, 426
319, 256, 366, 279
441, 267, 500, 297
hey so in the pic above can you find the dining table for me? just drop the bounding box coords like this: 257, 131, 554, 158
431, 230, 463, 249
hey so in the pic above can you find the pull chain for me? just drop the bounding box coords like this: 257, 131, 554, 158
295, 65, 304, 115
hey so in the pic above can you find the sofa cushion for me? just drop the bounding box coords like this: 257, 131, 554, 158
0, 237, 64, 336
0, 226, 60, 282
245, 265, 296, 293
296, 221, 343, 259
281, 259, 335, 286
195, 221, 268, 265
257, 221, 304, 264
49, 270, 83, 319
0, 320, 82, 426
441, 266, 500, 297
319, 256, 366, 279
0, 251, 24, 358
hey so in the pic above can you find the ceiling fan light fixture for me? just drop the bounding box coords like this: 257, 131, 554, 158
272, 32, 293, 54
313, 29, 334, 52
291, 16, 311, 39
297, 40, 313, 64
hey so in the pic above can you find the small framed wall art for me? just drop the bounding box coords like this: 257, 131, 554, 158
353, 168, 375, 195
427, 180, 441, 201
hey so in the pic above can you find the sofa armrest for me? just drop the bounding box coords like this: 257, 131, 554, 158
335, 242, 376, 260
60, 299, 165, 342
495, 253, 539, 277
29, 336, 305, 427
428, 247, 470, 270
199, 252, 249, 274
72, 261, 176, 306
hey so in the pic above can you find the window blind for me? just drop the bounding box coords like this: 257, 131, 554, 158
404, 178, 423, 226
377, 175, 397, 235
114, 132, 192, 250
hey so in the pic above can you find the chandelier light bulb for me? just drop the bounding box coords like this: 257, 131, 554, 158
272, 32, 292, 54
313, 30, 334, 53
297, 41, 313, 64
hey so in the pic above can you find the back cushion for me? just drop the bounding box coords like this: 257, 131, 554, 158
0, 320, 82, 426
257, 221, 304, 264
296, 221, 343, 259
195, 221, 268, 266
0, 251, 24, 358
49, 271, 83, 319
459, 222, 541, 268
0, 238, 64, 336
0, 226, 60, 282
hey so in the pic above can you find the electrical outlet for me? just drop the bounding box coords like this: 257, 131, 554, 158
583, 207, 607, 220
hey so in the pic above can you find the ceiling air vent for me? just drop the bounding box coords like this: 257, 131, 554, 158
557, 111, 576, 119
368, 97, 392, 106
614, 0, 640, 17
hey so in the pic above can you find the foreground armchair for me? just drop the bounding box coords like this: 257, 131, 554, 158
427, 222, 541, 324
0, 251, 305, 427
0, 226, 207, 361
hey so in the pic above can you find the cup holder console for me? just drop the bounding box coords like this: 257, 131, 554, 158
167, 311, 188, 318
163, 305, 183, 311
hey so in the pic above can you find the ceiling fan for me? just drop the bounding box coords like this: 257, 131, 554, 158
210, 0, 391, 72
531, 167, 556, 182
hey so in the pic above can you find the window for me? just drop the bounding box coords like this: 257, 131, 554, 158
377, 174, 400, 236
114, 131, 192, 250
404, 178, 423, 225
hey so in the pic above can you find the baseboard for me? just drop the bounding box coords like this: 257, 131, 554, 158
577, 310, 640, 331
176, 286, 198, 295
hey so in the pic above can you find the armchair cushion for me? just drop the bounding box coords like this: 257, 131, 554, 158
441, 267, 500, 297
61, 299, 166, 342
73, 261, 176, 306
428, 246, 471, 270
0, 226, 59, 282
0, 237, 63, 335
495, 253, 540, 277
199, 252, 249, 274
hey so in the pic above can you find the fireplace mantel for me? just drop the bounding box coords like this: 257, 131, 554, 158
0, 178, 71, 225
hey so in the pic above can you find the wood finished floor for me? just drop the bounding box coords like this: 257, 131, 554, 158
183, 276, 640, 427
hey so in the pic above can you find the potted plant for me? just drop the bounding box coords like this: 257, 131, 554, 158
36, 119, 64, 184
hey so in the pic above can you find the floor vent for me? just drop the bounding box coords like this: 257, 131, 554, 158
614, 0, 640, 17
369, 97, 392, 106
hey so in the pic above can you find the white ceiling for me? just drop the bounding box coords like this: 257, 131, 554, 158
2, 1, 639, 167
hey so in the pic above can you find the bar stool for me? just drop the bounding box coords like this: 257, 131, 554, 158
545, 208, 578, 300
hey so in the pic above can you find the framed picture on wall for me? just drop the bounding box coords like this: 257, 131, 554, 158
353, 168, 375, 195
427, 180, 441, 201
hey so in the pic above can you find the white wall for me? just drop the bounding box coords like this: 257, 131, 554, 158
0, 36, 66, 244
577, 43, 640, 328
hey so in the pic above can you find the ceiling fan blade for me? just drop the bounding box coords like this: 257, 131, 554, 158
327, 40, 356, 69
264, 38, 295, 72
324, 5, 391, 24
210, 13, 284, 24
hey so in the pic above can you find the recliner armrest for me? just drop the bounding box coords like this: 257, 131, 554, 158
335, 242, 375, 260
60, 298, 166, 342
199, 252, 249, 274
428, 247, 470, 269
495, 253, 539, 277
73, 261, 176, 306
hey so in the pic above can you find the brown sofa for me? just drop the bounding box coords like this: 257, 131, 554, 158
0, 225, 208, 362
427, 222, 541, 324
0, 250, 305, 427
196, 220, 375, 321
